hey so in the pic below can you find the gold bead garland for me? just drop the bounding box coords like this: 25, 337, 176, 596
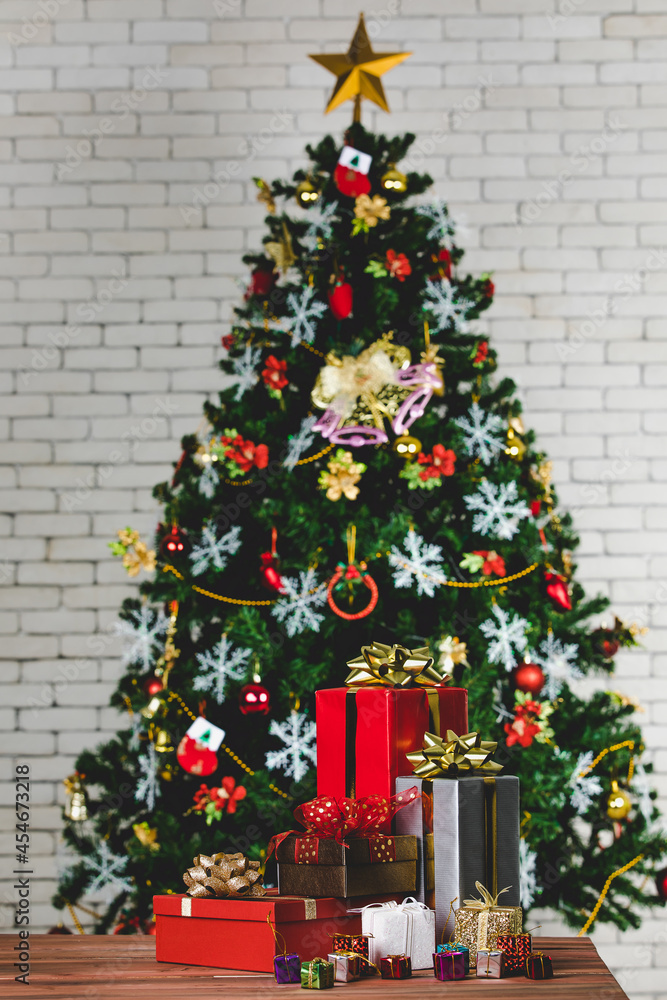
578, 853, 644, 937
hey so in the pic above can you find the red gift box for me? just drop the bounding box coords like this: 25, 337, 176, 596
154, 893, 361, 972
316, 686, 468, 828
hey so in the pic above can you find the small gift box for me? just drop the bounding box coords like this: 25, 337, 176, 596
380, 955, 412, 979
454, 882, 522, 966
331, 933, 373, 977
352, 897, 436, 970
301, 958, 334, 990
436, 942, 469, 974
476, 949, 505, 979
274, 953, 301, 985
327, 952, 360, 983
525, 952, 553, 980
497, 932, 532, 976
433, 950, 466, 981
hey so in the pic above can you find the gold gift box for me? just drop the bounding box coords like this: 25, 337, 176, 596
455, 903, 521, 966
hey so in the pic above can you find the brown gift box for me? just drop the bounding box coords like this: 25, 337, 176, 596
277, 835, 418, 898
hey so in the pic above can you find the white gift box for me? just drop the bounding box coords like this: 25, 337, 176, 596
350, 898, 435, 971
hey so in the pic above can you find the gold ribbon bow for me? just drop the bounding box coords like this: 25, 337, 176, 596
406, 730, 503, 779
182, 851, 265, 899
463, 881, 511, 910
345, 641, 446, 688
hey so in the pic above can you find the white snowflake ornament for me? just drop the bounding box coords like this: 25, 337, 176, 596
454, 402, 505, 465
388, 528, 447, 597
534, 632, 580, 700
190, 524, 242, 577
265, 709, 317, 782
232, 344, 263, 401
283, 415, 318, 471
301, 200, 338, 253
519, 837, 540, 908
81, 840, 133, 903
569, 751, 603, 816
480, 604, 529, 671
463, 479, 530, 540
113, 605, 169, 672
193, 634, 252, 703
416, 200, 455, 246
198, 460, 219, 499
422, 278, 473, 334
283, 285, 327, 347
272, 568, 328, 637
135, 742, 161, 812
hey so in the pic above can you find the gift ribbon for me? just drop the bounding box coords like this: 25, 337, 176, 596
266, 913, 287, 958
182, 851, 265, 898
407, 729, 503, 779
306, 958, 329, 988
526, 951, 550, 978
463, 882, 513, 952
267, 787, 419, 860
345, 640, 447, 688
384, 954, 408, 978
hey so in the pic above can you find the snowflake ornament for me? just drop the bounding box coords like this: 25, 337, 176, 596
82, 840, 133, 903
265, 709, 317, 782
301, 200, 338, 253
388, 528, 447, 597
534, 632, 580, 700
232, 344, 263, 401
568, 751, 603, 816
454, 402, 505, 465
193, 634, 252, 703
135, 742, 161, 813
519, 837, 540, 909
422, 278, 473, 334
272, 568, 328, 637
463, 479, 531, 540
492, 679, 515, 724
113, 605, 169, 671
283, 415, 318, 471
283, 285, 327, 347
480, 604, 529, 671
198, 460, 219, 499
633, 761, 653, 824
189, 524, 242, 577
416, 200, 455, 246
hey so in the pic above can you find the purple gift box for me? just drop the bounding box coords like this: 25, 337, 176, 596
433, 950, 466, 981
274, 952, 301, 984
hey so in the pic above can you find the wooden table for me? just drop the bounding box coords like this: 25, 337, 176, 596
0, 935, 628, 999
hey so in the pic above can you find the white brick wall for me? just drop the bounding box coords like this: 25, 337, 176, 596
1, 0, 666, 992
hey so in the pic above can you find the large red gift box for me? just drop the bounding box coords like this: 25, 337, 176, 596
315, 686, 468, 820
154, 893, 361, 972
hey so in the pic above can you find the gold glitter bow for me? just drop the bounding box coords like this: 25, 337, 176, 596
183, 851, 266, 899
463, 882, 511, 911
345, 640, 446, 688
406, 730, 503, 779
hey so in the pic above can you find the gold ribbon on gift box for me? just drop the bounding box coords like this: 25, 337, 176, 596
406, 730, 503, 780
183, 851, 265, 899
345, 641, 446, 688
463, 882, 516, 953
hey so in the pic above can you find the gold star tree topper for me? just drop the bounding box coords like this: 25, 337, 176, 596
309, 13, 411, 121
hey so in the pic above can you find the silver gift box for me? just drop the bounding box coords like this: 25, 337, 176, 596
395, 774, 520, 942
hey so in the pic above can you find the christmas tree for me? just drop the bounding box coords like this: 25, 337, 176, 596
56, 16, 666, 935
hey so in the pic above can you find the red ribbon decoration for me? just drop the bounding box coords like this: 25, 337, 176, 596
267, 787, 420, 861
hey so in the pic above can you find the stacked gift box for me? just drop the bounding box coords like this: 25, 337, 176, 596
154, 640, 547, 984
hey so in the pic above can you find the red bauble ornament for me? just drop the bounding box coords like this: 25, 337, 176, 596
545, 571, 572, 611
239, 682, 271, 716
145, 921, 157, 936
513, 661, 546, 696
176, 735, 218, 777
598, 631, 620, 659
259, 551, 285, 593
142, 675, 163, 697
655, 867, 667, 901
430, 248, 452, 280
160, 524, 188, 558
246, 268, 276, 300
329, 280, 353, 320
333, 163, 371, 198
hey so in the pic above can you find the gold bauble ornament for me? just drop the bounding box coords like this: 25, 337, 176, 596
64, 772, 88, 822
505, 419, 526, 462
607, 779, 632, 820
296, 178, 320, 208
381, 166, 408, 193
393, 434, 422, 459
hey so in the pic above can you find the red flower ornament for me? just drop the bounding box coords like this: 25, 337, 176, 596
417, 443, 456, 481
386, 249, 412, 282
262, 354, 288, 391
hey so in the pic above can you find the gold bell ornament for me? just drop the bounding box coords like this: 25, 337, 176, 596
64, 772, 88, 822
296, 177, 321, 208
505, 416, 527, 462
381, 165, 408, 193
607, 779, 632, 820
393, 435, 422, 459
